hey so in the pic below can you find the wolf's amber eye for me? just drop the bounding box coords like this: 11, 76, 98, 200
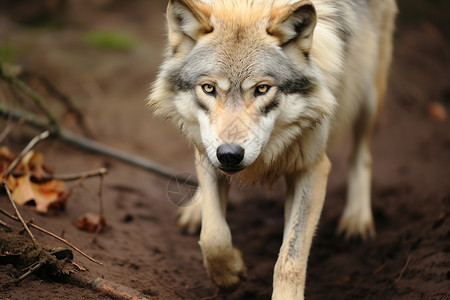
255, 84, 270, 96
201, 84, 216, 96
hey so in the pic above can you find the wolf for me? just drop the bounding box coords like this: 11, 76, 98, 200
148, 0, 397, 298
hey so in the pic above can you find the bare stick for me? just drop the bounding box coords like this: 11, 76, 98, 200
394, 254, 412, 284
0, 117, 25, 143
69, 273, 149, 300
0, 219, 11, 230
95, 174, 105, 236
0, 207, 103, 266
58, 167, 108, 181
0, 104, 198, 186
0, 63, 59, 133
71, 261, 87, 271
5, 130, 50, 177
20, 70, 94, 138
18, 218, 35, 235
13, 167, 108, 182
15, 261, 45, 284
2, 180, 39, 247
59, 128, 199, 184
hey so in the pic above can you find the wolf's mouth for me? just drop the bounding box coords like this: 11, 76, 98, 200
219, 166, 245, 174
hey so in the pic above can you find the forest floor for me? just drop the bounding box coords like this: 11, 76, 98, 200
0, 0, 449, 299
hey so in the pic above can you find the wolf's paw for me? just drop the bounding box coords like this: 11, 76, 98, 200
337, 211, 375, 241
177, 203, 202, 235
204, 247, 247, 292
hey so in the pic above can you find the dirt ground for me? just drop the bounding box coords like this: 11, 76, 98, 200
0, 0, 449, 299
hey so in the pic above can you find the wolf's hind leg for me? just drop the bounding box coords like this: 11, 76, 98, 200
178, 149, 204, 234
338, 94, 377, 240
178, 189, 202, 234
338, 2, 397, 240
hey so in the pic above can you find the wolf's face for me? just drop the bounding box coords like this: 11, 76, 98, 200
150, 0, 335, 174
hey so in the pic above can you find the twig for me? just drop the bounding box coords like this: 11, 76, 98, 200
0, 104, 198, 186
0, 207, 103, 266
59, 167, 108, 181
394, 254, 412, 284
35, 222, 103, 265
2, 182, 39, 247
372, 262, 387, 276
94, 173, 105, 237
0, 63, 59, 133
60, 128, 198, 184
5, 130, 50, 177
13, 167, 108, 182
15, 247, 72, 284
2, 180, 39, 248
20, 70, 94, 138
15, 261, 45, 284
0, 117, 24, 143
0, 218, 11, 230
71, 261, 87, 271
68, 273, 149, 300
18, 218, 34, 235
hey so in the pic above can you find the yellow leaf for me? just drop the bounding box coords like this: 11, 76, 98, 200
2, 147, 67, 213
7, 174, 66, 213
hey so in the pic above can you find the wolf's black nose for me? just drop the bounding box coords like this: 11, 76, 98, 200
217, 143, 245, 167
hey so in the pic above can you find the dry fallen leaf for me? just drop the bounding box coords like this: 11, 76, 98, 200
1, 148, 67, 213
7, 174, 67, 213
76, 213, 106, 233
428, 101, 447, 122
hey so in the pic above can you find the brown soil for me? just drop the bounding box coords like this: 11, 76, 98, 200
1, 1, 449, 299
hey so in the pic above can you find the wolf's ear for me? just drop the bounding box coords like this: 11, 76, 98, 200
167, 0, 212, 49
267, 1, 317, 51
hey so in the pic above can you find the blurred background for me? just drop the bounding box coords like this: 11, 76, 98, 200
0, 0, 449, 170
0, 1, 449, 299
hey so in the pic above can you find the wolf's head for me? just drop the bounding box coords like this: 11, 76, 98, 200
149, 0, 335, 174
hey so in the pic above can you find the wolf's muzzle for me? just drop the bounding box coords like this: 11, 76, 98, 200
217, 143, 245, 173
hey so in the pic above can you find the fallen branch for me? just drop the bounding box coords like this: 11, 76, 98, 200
0, 103, 198, 186
0, 66, 198, 186
0, 207, 103, 266
12, 167, 108, 182
0, 63, 59, 133
2, 179, 39, 248
5, 130, 50, 177
68, 273, 149, 300
15, 261, 45, 284
20, 70, 94, 138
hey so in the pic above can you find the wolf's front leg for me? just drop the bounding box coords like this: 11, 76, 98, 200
197, 154, 247, 291
272, 153, 331, 300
